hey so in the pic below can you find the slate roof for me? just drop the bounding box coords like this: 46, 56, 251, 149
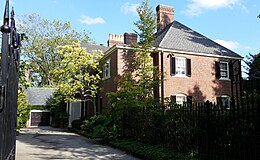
154, 21, 242, 58
81, 43, 109, 54
26, 87, 56, 106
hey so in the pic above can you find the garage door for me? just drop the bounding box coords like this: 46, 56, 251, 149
30, 111, 50, 126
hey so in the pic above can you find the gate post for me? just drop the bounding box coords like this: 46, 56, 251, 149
0, 0, 21, 160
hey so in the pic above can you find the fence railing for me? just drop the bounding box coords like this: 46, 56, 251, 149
121, 80, 260, 159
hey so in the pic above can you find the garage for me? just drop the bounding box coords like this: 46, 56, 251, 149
26, 87, 56, 127
29, 110, 51, 126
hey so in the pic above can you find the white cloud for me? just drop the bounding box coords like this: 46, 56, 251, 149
184, 0, 240, 16
79, 15, 105, 25
214, 39, 240, 50
121, 2, 140, 15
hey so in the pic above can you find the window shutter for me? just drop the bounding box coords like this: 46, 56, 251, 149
215, 62, 220, 79
187, 96, 192, 105
229, 62, 233, 80
186, 59, 191, 77
170, 57, 175, 75
170, 95, 176, 103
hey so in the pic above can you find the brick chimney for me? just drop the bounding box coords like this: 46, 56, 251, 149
156, 4, 174, 32
124, 32, 137, 46
107, 33, 123, 47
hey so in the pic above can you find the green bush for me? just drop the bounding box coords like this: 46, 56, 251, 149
110, 139, 192, 160
81, 115, 118, 141
71, 119, 83, 130
17, 90, 31, 130
46, 90, 68, 128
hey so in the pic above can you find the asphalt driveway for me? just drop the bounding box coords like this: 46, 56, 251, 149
16, 127, 139, 160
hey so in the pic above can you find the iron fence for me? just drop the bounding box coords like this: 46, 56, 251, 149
121, 79, 260, 159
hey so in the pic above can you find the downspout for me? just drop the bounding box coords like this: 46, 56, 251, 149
160, 51, 164, 106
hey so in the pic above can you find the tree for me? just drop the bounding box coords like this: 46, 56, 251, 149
109, 0, 159, 110
52, 42, 103, 103
17, 60, 31, 130
17, 89, 31, 130
134, 0, 156, 48
244, 53, 260, 79
17, 14, 91, 87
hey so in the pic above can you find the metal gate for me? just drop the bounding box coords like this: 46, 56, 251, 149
0, 0, 21, 160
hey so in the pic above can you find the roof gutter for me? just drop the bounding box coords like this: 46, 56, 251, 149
101, 45, 243, 61
154, 47, 243, 60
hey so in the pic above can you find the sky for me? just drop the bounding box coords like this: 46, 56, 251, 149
0, 0, 259, 59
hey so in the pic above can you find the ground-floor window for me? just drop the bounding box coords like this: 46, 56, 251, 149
217, 95, 230, 109
171, 94, 187, 105
176, 94, 187, 105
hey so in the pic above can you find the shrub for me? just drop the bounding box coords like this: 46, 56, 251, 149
110, 139, 192, 160
81, 115, 118, 141
71, 119, 83, 130
46, 90, 68, 128
17, 90, 31, 130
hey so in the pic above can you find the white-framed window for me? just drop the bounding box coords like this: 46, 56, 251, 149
176, 57, 186, 75
103, 59, 110, 79
170, 57, 191, 77
176, 94, 187, 105
219, 62, 229, 79
217, 95, 230, 109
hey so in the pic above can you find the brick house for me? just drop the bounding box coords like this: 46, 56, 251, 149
97, 4, 242, 113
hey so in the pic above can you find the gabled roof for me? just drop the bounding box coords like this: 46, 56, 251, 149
26, 87, 56, 106
81, 44, 109, 54
154, 21, 242, 58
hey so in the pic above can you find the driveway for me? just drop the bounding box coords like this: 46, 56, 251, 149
16, 127, 140, 160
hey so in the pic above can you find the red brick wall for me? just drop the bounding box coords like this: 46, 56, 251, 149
99, 50, 118, 110
99, 48, 240, 110
160, 52, 234, 103
99, 48, 138, 111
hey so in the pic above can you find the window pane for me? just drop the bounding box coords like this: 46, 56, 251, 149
103, 60, 110, 79
220, 71, 227, 78
221, 97, 230, 109
219, 62, 229, 79
220, 63, 227, 70
176, 95, 187, 105
175, 58, 186, 75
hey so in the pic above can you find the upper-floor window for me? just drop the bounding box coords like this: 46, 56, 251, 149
216, 61, 230, 80
103, 59, 110, 79
176, 57, 186, 75
170, 57, 191, 77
